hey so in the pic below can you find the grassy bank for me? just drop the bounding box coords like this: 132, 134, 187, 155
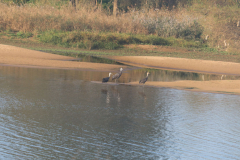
1, 29, 207, 49
0, 0, 239, 57
1, 36, 240, 63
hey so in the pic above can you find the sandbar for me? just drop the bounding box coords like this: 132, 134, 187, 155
129, 80, 240, 95
1, 44, 240, 94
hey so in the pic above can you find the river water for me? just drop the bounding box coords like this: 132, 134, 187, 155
1, 66, 240, 159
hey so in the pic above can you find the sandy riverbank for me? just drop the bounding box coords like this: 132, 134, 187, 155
1, 44, 240, 94
0, 44, 124, 71
128, 80, 240, 95
109, 56, 240, 75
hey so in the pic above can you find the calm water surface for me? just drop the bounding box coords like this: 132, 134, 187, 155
1, 66, 240, 159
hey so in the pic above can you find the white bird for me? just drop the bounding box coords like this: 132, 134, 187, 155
224, 40, 227, 47
221, 75, 226, 80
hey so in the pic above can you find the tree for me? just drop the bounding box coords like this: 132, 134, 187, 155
113, 0, 118, 16
70, 0, 76, 9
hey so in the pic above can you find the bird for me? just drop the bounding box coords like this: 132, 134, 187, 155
221, 75, 226, 80
205, 35, 209, 40
139, 72, 150, 84
102, 72, 112, 83
112, 68, 123, 83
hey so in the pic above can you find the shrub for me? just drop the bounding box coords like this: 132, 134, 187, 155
177, 21, 204, 40
16, 31, 33, 38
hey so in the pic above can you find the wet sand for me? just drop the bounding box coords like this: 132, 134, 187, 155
129, 80, 240, 95
1, 44, 240, 94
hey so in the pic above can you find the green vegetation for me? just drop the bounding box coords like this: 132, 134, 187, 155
1, 30, 206, 50
35, 30, 207, 49
0, 0, 239, 60
2, 36, 240, 63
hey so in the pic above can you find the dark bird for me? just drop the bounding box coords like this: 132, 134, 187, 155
102, 72, 112, 83
112, 68, 123, 82
139, 72, 150, 84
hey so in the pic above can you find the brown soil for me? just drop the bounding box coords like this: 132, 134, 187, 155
1, 44, 240, 94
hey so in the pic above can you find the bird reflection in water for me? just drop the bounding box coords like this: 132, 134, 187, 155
106, 92, 110, 104
101, 86, 121, 106
101, 89, 108, 94
138, 91, 147, 99
138, 91, 147, 103
101, 88, 110, 105
111, 86, 121, 105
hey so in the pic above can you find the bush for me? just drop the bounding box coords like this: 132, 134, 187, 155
177, 21, 204, 40
60, 20, 74, 31
38, 30, 64, 44
16, 31, 33, 38
140, 14, 202, 40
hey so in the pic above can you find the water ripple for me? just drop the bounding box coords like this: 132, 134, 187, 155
1, 66, 240, 159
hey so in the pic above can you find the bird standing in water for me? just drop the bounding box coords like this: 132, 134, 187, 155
102, 72, 112, 83
139, 72, 150, 85
112, 68, 123, 83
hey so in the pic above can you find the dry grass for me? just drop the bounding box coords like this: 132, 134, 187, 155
188, 1, 240, 52
0, 2, 145, 33
0, 1, 239, 52
0, 2, 199, 35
